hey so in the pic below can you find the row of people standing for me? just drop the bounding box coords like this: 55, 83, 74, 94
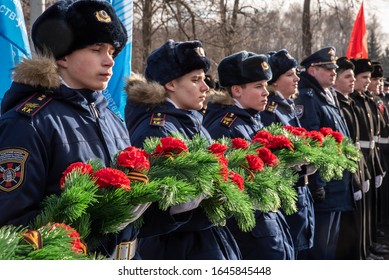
1, 0, 388, 260
124, 44, 319, 259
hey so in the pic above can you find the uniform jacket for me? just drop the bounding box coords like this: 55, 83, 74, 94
202, 90, 263, 141
124, 74, 240, 260
260, 92, 301, 127
0, 57, 134, 257
336, 91, 371, 192
259, 91, 315, 251
350, 90, 384, 178
295, 72, 355, 212
203, 89, 295, 259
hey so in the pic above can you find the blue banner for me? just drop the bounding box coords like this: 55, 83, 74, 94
103, 0, 133, 118
0, 0, 31, 103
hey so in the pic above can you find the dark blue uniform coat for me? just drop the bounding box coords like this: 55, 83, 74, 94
295, 73, 355, 212
203, 91, 295, 259
0, 57, 134, 258
260, 92, 315, 251
124, 75, 241, 260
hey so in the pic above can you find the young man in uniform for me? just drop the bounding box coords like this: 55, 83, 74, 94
124, 39, 241, 260
0, 0, 147, 259
203, 51, 295, 259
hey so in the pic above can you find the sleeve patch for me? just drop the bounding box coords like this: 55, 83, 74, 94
295, 105, 304, 119
149, 113, 166, 127
220, 112, 237, 128
16, 93, 53, 117
0, 148, 29, 192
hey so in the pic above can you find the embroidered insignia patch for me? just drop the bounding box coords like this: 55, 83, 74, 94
150, 113, 166, 127
295, 105, 304, 119
16, 93, 52, 117
265, 101, 278, 112
220, 112, 237, 128
0, 148, 29, 192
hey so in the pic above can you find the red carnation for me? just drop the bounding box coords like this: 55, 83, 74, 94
154, 137, 188, 156
306, 131, 324, 146
331, 131, 344, 143
95, 167, 131, 191
208, 142, 229, 155
283, 126, 307, 137
217, 155, 229, 181
256, 147, 279, 166
253, 130, 273, 141
268, 135, 294, 151
252, 130, 273, 146
319, 127, 344, 143
60, 162, 94, 190
229, 171, 245, 190
231, 138, 250, 150
319, 127, 334, 136
246, 154, 264, 172
50, 223, 85, 254
117, 146, 150, 172
252, 137, 269, 146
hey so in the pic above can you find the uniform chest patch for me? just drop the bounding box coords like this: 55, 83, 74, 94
220, 112, 237, 128
0, 149, 29, 192
150, 113, 166, 127
265, 101, 278, 112
295, 105, 304, 119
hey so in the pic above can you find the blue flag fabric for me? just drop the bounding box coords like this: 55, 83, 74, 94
103, 0, 133, 118
0, 0, 31, 104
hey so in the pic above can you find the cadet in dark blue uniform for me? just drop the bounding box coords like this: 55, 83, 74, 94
124, 39, 241, 260
294, 47, 355, 259
203, 51, 295, 260
260, 49, 315, 258
0, 0, 146, 259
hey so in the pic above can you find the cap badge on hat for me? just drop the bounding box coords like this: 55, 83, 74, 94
261, 61, 269, 70
195, 47, 206, 57
95, 10, 111, 23
328, 48, 336, 62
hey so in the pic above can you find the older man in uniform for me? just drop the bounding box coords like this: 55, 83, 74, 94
294, 47, 355, 260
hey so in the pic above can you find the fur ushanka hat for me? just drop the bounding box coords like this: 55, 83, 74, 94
32, 0, 127, 59
145, 39, 211, 85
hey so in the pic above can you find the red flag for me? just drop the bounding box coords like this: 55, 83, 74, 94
346, 2, 368, 59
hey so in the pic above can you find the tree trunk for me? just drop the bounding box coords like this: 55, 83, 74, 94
142, 0, 153, 71
302, 0, 312, 58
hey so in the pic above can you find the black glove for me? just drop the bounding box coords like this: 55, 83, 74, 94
311, 187, 325, 203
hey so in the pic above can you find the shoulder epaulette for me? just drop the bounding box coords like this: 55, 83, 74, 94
15, 93, 53, 117
220, 112, 237, 128
149, 112, 166, 127
265, 100, 278, 113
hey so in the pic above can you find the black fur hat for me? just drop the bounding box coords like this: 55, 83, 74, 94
145, 39, 211, 85
336, 57, 355, 73
218, 51, 272, 87
371, 61, 384, 78
351, 58, 373, 76
267, 49, 298, 85
32, 0, 127, 59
